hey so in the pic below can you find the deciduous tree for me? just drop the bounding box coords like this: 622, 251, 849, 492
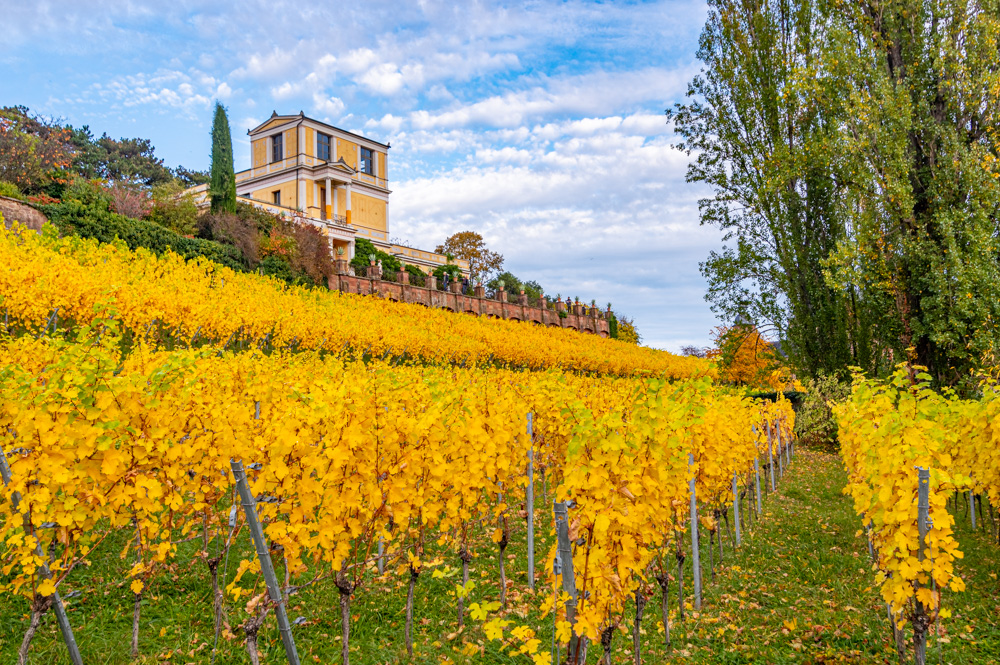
0, 106, 73, 192
435, 231, 503, 283
668, 0, 863, 379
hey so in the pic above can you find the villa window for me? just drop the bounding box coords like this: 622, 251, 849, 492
318, 133, 331, 161
272, 190, 281, 206
360, 147, 375, 175
272, 133, 283, 162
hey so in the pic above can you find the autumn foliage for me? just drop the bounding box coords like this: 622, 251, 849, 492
708, 324, 792, 391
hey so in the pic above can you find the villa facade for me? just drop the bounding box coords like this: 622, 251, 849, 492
188, 111, 467, 275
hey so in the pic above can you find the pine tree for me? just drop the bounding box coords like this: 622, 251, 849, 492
209, 102, 236, 214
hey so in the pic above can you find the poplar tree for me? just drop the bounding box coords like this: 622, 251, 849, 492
672, 0, 1000, 387
209, 102, 237, 214
668, 0, 863, 378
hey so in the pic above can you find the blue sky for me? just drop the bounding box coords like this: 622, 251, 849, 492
3, 0, 724, 351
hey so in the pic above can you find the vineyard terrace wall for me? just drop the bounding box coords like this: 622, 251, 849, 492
329, 262, 610, 337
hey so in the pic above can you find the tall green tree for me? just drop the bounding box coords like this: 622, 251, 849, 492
209, 102, 237, 214
67, 126, 174, 186
821, 0, 1000, 387
672, 0, 1000, 387
668, 0, 866, 378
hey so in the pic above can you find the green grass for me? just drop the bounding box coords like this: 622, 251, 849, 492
3, 446, 999, 664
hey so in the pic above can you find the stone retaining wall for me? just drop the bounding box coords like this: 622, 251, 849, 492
0, 196, 47, 233
329, 267, 609, 337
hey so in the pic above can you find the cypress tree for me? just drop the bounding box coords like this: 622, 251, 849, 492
209, 102, 236, 214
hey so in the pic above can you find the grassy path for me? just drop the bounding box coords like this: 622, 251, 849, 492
657, 446, 1000, 665
3, 446, 998, 663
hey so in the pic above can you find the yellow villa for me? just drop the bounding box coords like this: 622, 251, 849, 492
188, 111, 466, 274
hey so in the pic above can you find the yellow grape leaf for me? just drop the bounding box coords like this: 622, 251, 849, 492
483, 618, 510, 641
532, 652, 552, 665
555, 620, 573, 643
37, 579, 56, 597
131, 579, 144, 595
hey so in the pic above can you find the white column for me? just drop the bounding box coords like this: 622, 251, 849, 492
298, 125, 306, 165
313, 182, 318, 215
345, 184, 353, 226
298, 178, 306, 212
325, 178, 332, 220
332, 183, 339, 217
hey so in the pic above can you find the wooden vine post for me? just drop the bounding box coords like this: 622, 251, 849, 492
526, 412, 535, 591
767, 421, 776, 491
554, 500, 582, 663
688, 453, 702, 610
231, 404, 301, 665
913, 467, 931, 665
732, 473, 742, 547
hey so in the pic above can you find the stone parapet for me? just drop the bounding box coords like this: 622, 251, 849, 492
328, 273, 610, 337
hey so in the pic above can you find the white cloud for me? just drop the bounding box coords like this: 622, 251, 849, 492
388, 117, 716, 350
366, 113, 405, 133
409, 67, 693, 130
312, 93, 345, 117
358, 62, 408, 95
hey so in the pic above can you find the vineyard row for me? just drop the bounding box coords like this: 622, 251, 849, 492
1, 327, 795, 665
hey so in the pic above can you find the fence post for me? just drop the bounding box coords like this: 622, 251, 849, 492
775, 421, 783, 480
526, 413, 535, 591
231, 459, 300, 665
554, 501, 581, 661
754, 457, 763, 513
732, 473, 741, 547
767, 422, 776, 491
0, 444, 84, 665
914, 467, 931, 665
969, 491, 977, 530
785, 421, 791, 466
688, 453, 702, 610
231, 402, 300, 665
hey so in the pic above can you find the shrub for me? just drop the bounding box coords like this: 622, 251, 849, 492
794, 373, 852, 451
235, 200, 280, 235
432, 262, 462, 282
258, 254, 297, 283
38, 201, 246, 272
148, 182, 198, 236
351, 237, 401, 273
488, 271, 522, 293
289, 221, 334, 285
524, 279, 544, 298
198, 210, 260, 265
62, 176, 112, 209
106, 181, 152, 219
0, 181, 23, 199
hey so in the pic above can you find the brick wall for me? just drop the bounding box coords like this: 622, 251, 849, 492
329, 269, 610, 337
